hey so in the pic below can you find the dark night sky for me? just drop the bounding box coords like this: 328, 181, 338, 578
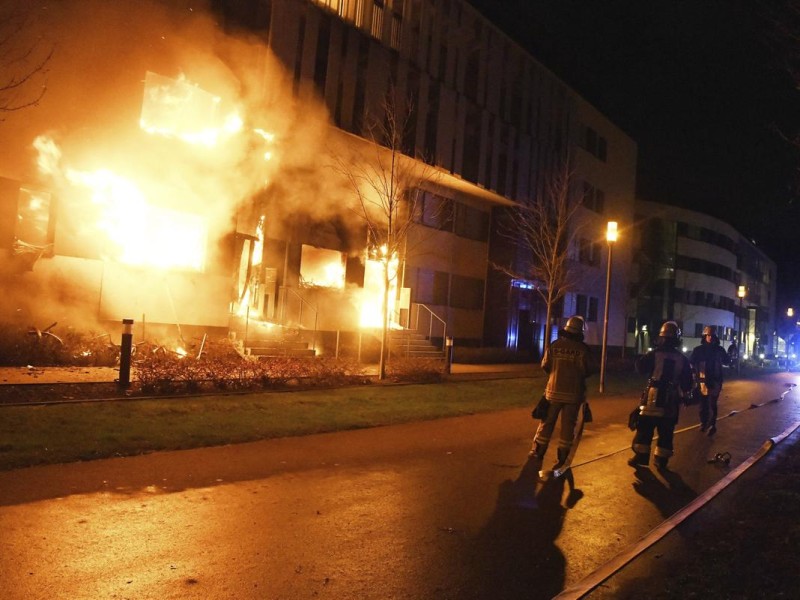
466, 0, 800, 306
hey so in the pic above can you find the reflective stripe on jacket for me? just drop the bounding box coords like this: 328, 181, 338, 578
542, 334, 597, 404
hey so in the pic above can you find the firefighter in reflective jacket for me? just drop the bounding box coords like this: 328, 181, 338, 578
689, 325, 730, 435
530, 315, 597, 469
629, 321, 693, 470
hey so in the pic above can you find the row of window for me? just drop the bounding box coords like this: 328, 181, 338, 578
673, 287, 737, 312
304, 0, 574, 202
676, 221, 737, 254
675, 255, 734, 283
409, 267, 484, 309
312, 0, 403, 48
412, 190, 490, 242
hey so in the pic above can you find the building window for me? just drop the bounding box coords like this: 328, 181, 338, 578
582, 182, 605, 214
313, 16, 331, 94
582, 125, 607, 162
414, 267, 449, 305
371, 0, 384, 39
454, 203, 489, 242
413, 191, 454, 231
15, 186, 53, 248
390, 10, 402, 49
353, 35, 370, 133
588, 297, 599, 322
578, 238, 601, 266
576, 294, 599, 323
293, 14, 307, 94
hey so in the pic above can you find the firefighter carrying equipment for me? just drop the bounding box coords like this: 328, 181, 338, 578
639, 377, 681, 418
531, 395, 550, 420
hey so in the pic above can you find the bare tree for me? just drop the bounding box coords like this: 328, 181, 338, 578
332, 89, 439, 380
0, 2, 52, 118
496, 162, 586, 354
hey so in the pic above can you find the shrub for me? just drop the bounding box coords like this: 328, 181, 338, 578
386, 357, 446, 383
0, 323, 119, 366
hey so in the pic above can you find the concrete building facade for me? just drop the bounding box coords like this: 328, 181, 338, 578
218, 0, 639, 355
0, 0, 638, 359
630, 200, 777, 358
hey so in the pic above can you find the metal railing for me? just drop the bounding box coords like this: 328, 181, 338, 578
278, 286, 319, 351
411, 303, 447, 353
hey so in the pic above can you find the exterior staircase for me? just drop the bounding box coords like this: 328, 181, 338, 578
246, 338, 316, 358
388, 329, 445, 359
231, 319, 317, 359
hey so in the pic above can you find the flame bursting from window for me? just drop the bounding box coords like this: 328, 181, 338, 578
67, 168, 208, 271
140, 72, 243, 146
34, 135, 208, 271
300, 245, 346, 289
31, 73, 276, 272
360, 246, 399, 329
237, 215, 266, 317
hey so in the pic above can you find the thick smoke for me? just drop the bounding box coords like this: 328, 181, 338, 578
0, 0, 360, 335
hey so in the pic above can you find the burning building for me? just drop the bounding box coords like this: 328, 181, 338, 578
0, 0, 636, 360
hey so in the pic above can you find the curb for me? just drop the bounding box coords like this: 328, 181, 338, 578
553, 420, 800, 599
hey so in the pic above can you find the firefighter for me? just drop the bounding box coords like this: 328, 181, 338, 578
689, 325, 730, 435
530, 315, 598, 470
629, 321, 693, 470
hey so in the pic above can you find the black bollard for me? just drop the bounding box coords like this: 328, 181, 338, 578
445, 336, 454, 375
118, 318, 134, 388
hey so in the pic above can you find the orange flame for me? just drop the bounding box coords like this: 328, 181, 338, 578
360, 248, 399, 329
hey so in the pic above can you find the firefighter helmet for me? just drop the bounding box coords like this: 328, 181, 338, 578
659, 321, 681, 339
702, 325, 715, 337
564, 315, 586, 335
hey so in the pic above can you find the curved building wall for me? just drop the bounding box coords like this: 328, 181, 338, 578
632, 200, 776, 356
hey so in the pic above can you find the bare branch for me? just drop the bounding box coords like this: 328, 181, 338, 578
328, 86, 441, 379
492, 160, 586, 351
0, 2, 53, 118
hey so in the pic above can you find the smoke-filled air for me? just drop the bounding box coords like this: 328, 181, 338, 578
0, 0, 360, 335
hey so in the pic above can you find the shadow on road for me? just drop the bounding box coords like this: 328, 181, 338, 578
630, 464, 698, 518
464, 456, 583, 599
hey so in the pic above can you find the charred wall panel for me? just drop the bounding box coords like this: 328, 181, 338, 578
0, 177, 20, 249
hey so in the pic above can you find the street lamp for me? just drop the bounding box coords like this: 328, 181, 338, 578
737, 285, 746, 375
599, 221, 618, 393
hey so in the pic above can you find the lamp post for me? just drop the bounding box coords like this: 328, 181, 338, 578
787, 308, 794, 366
599, 221, 618, 393
737, 285, 746, 375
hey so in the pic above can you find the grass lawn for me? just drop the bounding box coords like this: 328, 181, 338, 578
0, 369, 646, 472
0, 378, 548, 471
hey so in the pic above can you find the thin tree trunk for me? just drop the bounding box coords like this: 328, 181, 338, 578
544, 302, 553, 356
379, 265, 389, 380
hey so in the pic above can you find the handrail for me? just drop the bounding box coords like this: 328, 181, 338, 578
413, 303, 447, 353
279, 286, 319, 351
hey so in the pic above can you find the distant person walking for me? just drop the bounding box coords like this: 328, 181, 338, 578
727, 342, 738, 364
690, 325, 730, 436
530, 316, 598, 471
629, 321, 693, 470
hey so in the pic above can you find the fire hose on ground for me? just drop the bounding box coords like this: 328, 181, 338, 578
553, 383, 798, 600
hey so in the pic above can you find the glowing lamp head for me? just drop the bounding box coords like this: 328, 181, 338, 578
606, 221, 618, 243
738, 285, 746, 299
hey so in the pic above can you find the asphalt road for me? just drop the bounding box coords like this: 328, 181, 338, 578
1, 371, 798, 599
